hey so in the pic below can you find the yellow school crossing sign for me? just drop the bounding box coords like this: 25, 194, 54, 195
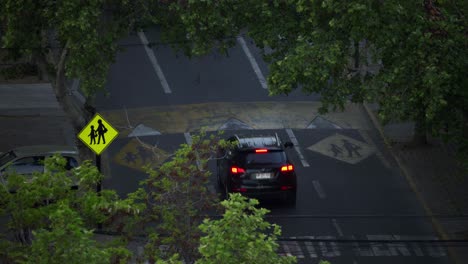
78, 113, 119, 155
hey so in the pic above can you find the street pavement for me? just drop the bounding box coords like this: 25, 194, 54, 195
1, 28, 466, 263
93, 29, 463, 263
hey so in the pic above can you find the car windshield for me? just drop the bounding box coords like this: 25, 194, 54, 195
0, 151, 16, 167
243, 151, 286, 165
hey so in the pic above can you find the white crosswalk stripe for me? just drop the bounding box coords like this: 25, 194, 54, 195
305, 241, 318, 258
278, 235, 448, 259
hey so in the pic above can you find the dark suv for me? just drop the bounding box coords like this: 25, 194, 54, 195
217, 134, 297, 205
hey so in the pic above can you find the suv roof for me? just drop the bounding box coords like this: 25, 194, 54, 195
232, 133, 282, 149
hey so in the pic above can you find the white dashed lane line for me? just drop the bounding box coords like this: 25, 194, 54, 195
332, 218, 344, 237
138, 31, 172, 94
312, 180, 326, 199
285, 128, 310, 167
237, 36, 268, 89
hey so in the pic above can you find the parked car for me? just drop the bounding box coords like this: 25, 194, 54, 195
0, 145, 80, 186
217, 133, 297, 205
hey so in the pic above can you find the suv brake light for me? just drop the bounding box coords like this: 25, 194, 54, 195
255, 149, 268, 153
280, 164, 294, 172
231, 166, 246, 174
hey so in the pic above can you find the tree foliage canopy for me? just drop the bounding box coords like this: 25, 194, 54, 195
2, 0, 465, 151
0, 138, 298, 263
154, 0, 467, 161
0, 155, 134, 263
197, 193, 296, 264
128, 131, 229, 263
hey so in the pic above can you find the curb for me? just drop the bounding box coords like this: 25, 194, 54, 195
362, 103, 460, 264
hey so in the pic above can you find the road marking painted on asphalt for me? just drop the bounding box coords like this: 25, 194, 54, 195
281, 241, 293, 257
312, 180, 326, 199
358, 130, 391, 168
411, 242, 425, 257
113, 139, 169, 172
307, 133, 374, 164
237, 36, 268, 89
285, 128, 310, 167
283, 239, 305, 259
332, 219, 344, 236
427, 243, 446, 257
367, 235, 396, 256
351, 235, 374, 256
138, 31, 172, 94
318, 235, 341, 257
283, 235, 447, 259
305, 241, 318, 258
404, 236, 445, 257
390, 235, 411, 256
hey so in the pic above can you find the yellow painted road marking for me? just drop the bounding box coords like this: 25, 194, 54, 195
113, 138, 170, 172
101, 101, 370, 137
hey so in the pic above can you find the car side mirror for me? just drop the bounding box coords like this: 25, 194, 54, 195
284, 142, 294, 148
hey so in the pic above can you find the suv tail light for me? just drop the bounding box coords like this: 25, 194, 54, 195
280, 164, 294, 172
231, 166, 246, 174
255, 148, 268, 153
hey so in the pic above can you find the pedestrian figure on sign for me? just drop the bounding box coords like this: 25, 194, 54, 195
342, 139, 361, 157
97, 119, 108, 144
88, 125, 97, 145
330, 143, 343, 157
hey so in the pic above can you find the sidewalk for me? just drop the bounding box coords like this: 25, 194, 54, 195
0, 83, 75, 151
363, 103, 468, 264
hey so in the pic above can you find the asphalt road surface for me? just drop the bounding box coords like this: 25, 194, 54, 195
95, 29, 452, 264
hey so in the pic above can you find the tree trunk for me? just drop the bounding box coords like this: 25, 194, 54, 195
354, 40, 360, 70
34, 42, 95, 162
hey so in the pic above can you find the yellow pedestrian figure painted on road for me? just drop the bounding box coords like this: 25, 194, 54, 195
78, 113, 118, 155
113, 139, 170, 172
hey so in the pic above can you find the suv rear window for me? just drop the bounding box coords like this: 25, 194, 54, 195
241, 151, 286, 165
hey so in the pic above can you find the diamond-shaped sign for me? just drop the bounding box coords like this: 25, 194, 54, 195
307, 133, 374, 164
77, 113, 119, 155
113, 139, 170, 172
